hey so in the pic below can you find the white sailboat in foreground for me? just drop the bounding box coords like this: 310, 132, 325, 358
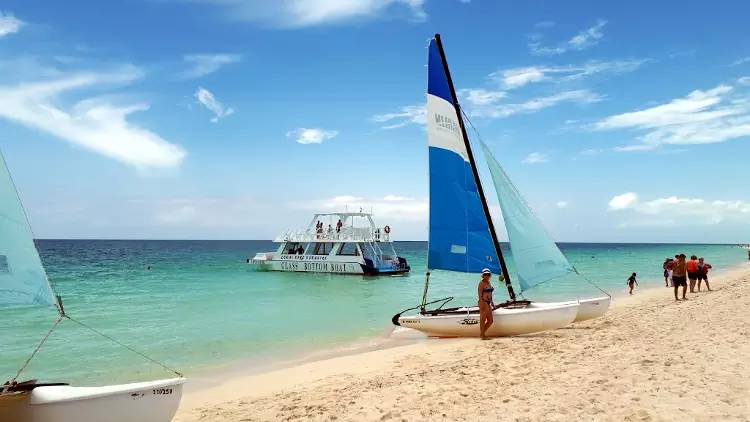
391, 34, 610, 338
0, 152, 186, 422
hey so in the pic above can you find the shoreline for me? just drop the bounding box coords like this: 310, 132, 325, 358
178, 260, 749, 393
174, 263, 750, 421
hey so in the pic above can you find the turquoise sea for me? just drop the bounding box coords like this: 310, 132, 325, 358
1, 240, 748, 386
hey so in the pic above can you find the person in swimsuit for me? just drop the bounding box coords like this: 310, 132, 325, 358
627, 272, 638, 295
477, 268, 495, 340
686, 255, 700, 293
662, 258, 673, 287
697, 257, 712, 292
672, 253, 688, 300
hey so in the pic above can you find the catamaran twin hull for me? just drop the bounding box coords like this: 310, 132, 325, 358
394, 303, 580, 338
1, 377, 186, 422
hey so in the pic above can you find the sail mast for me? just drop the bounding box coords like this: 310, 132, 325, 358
432, 33, 517, 301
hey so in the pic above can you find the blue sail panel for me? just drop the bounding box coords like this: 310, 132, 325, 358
426, 38, 501, 275
0, 152, 56, 308
480, 141, 574, 291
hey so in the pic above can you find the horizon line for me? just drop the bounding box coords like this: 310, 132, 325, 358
33, 238, 745, 245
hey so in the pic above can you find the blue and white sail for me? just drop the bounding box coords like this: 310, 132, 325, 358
426, 37, 501, 275
479, 140, 575, 292
0, 151, 57, 308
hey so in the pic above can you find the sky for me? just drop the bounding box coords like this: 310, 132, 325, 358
1, 0, 749, 243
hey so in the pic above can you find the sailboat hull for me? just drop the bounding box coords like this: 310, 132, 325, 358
527, 296, 611, 323
396, 303, 579, 338
6, 377, 186, 422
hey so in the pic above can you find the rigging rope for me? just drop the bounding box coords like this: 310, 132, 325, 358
3, 316, 63, 391
459, 108, 611, 299
65, 315, 183, 378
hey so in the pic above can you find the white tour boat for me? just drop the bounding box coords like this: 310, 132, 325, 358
249, 212, 411, 276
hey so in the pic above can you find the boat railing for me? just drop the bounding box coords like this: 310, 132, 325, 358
274, 227, 392, 243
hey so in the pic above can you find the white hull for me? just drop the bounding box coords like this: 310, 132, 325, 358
250, 255, 366, 274
396, 303, 579, 338
3, 377, 186, 422
527, 296, 611, 323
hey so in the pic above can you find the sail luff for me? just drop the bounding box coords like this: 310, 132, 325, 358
429, 34, 517, 300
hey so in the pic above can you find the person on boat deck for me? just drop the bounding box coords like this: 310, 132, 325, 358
672, 254, 688, 301
336, 219, 342, 233
477, 268, 495, 340
697, 257, 712, 292
627, 272, 638, 295
687, 255, 701, 293
295, 245, 304, 254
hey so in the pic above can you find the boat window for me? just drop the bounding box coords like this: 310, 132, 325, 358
283, 242, 303, 254
312, 242, 332, 255
337, 243, 359, 256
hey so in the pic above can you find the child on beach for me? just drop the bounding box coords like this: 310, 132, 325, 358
627, 272, 638, 295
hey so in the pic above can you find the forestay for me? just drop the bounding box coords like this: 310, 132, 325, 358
426, 38, 500, 275
0, 152, 57, 308
479, 140, 576, 292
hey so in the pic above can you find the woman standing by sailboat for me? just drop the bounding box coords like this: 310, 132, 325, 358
477, 269, 495, 340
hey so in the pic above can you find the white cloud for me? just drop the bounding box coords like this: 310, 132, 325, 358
0, 11, 23, 37
370, 105, 426, 129
738, 77, 750, 85
608, 193, 638, 210
151, 196, 257, 226
556, 201, 568, 208
383, 195, 414, 201
591, 83, 750, 151
0, 64, 186, 170
193, 87, 234, 122
608, 192, 750, 225
530, 19, 607, 56
726, 57, 750, 67
289, 195, 429, 224
467, 89, 603, 119
522, 152, 549, 164
580, 148, 605, 155
458, 89, 506, 105
181, 54, 242, 79
491, 60, 649, 90
286, 127, 338, 144
186, 0, 430, 28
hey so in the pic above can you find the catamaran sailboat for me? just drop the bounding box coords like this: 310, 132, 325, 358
249, 212, 410, 275
0, 151, 186, 422
391, 34, 610, 338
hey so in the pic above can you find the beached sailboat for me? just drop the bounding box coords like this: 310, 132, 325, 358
391, 34, 609, 338
0, 152, 186, 422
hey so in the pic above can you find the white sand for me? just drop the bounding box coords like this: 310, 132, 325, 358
174, 266, 750, 422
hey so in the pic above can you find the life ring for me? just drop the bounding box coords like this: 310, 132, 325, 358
384, 225, 391, 234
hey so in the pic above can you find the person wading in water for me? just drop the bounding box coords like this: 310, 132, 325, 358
672, 254, 688, 301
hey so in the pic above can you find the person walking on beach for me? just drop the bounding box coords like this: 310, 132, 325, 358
697, 257, 713, 292
477, 268, 495, 340
627, 272, 638, 295
687, 255, 700, 293
672, 254, 688, 301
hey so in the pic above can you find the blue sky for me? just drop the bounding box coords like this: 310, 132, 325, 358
1, 0, 749, 242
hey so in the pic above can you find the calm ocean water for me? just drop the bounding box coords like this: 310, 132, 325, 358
1, 240, 747, 385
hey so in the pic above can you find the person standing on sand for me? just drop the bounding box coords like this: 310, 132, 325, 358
477, 268, 495, 340
697, 257, 712, 292
672, 254, 688, 301
687, 255, 700, 293
663, 257, 673, 287
627, 272, 638, 295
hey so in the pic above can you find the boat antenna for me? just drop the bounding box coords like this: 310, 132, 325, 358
432, 33, 517, 301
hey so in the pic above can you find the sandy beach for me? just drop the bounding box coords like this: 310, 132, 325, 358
174, 266, 750, 422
